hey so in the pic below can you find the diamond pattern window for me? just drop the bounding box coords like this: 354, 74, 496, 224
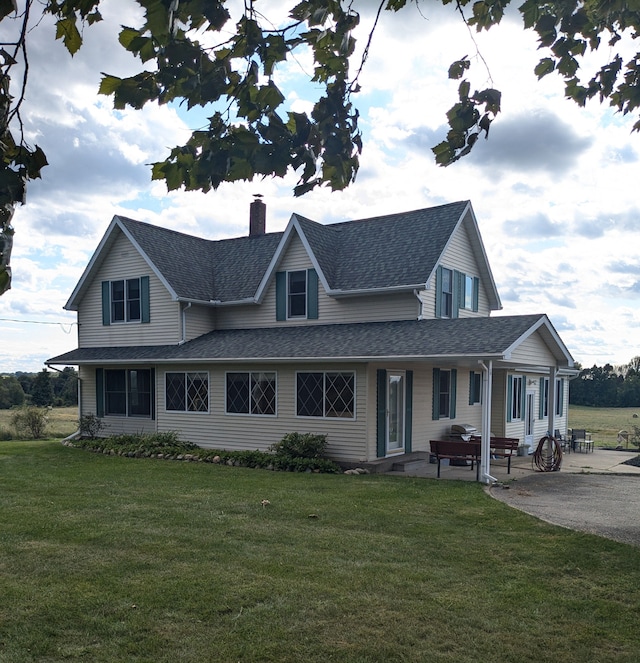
166, 372, 209, 412
296, 372, 355, 419
226, 372, 276, 416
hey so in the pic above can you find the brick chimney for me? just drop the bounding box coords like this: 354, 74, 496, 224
249, 195, 266, 236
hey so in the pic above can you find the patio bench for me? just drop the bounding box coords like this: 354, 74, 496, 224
487, 437, 519, 474
430, 440, 481, 480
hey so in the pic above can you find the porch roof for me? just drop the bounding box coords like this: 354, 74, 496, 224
46, 314, 573, 368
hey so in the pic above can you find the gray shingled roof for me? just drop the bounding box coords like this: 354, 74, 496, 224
114, 200, 470, 304
47, 314, 556, 365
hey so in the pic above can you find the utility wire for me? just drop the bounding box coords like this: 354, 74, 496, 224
0, 318, 76, 333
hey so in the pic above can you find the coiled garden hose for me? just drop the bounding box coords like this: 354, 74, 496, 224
532, 434, 563, 472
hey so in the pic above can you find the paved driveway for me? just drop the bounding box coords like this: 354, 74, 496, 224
490, 473, 640, 548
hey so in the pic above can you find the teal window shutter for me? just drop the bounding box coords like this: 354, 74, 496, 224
507, 375, 513, 423
101, 281, 110, 326
96, 368, 104, 417
557, 378, 564, 416
435, 266, 442, 317
450, 369, 457, 419
141, 276, 150, 323
307, 269, 319, 320
150, 368, 156, 420
405, 370, 413, 453
452, 270, 461, 319
539, 377, 545, 419
376, 370, 386, 457
469, 371, 475, 406
432, 368, 440, 420
275, 271, 286, 321
472, 277, 479, 312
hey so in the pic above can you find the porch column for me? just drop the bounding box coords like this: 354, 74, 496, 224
547, 365, 558, 438
479, 360, 496, 484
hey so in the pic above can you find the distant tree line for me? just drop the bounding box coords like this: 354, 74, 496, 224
569, 357, 640, 408
0, 368, 78, 409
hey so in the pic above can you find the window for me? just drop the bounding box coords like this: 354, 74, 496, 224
540, 378, 549, 418
276, 269, 318, 321
226, 372, 276, 416
111, 278, 141, 322
469, 371, 482, 405
288, 270, 307, 318
432, 368, 457, 420
440, 268, 453, 318
555, 378, 564, 416
166, 372, 209, 412
296, 372, 355, 419
102, 368, 152, 417
509, 375, 524, 421
102, 276, 149, 325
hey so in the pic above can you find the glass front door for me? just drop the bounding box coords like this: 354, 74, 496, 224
387, 373, 405, 454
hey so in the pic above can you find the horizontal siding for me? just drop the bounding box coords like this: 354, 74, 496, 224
155, 362, 368, 463
78, 231, 181, 347
184, 304, 216, 341
510, 333, 557, 365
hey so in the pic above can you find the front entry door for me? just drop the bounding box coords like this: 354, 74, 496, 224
525, 391, 535, 451
387, 372, 405, 454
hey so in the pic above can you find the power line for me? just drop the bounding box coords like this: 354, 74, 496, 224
0, 318, 77, 334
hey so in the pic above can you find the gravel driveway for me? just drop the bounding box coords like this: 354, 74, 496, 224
490, 473, 640, 548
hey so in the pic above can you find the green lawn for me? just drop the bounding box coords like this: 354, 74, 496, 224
569, 405, 640, 447
1, 441, 640, 662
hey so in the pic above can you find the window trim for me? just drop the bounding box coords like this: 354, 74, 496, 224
287, 270, 307, 319
508, 375, 524, 422
165, 371, 210, 413
295, 371, 356, 420
469, 371, 482, 405
432, 368, 457, 420
102, 276, 150, 326
225, 371, 277, 417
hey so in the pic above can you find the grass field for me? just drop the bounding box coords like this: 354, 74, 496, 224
569, 405, 640, 447
0, 405, 78, 439
1, 440, 640, 662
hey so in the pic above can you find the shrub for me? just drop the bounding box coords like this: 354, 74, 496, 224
79, 414, 106, 439
11, 406, 48, 439
269, 432, 328, 459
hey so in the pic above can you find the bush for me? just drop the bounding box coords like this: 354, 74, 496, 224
269, 432, 328, 459
11, 406, 49, 439
78, 414, 106, 439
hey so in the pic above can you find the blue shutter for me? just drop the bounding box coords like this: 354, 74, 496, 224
557, 378, 564, 416
507, 375, 513, 423
376, 370, 386, 457
472, 277, 479, 312
432, 368, 440, 420
539, 377, 545, 419
307, 269, 318, 320
275, 271, 286, 321
96, 368, 104, 417
452, 271, 461, 318
150, 368, 156, 421
469, 371, 475, 406
450, 369, 457, 419
101, 281, 110, 326
141, 276, 150, 323
435, 266, 442, 317
405, 371, 413, 453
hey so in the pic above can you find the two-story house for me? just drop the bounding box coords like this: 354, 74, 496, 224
47, 199, 575, 479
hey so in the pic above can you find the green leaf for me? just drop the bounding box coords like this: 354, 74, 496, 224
448, 58, 470, 80
55, 17, 82, 55
534, 58, 555, 79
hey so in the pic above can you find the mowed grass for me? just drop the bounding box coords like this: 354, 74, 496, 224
569, 405, 640, 447
1, 442, 640, 662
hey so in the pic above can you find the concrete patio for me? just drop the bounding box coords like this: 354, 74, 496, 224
380, 446, 640, 482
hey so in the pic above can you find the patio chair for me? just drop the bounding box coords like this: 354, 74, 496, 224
555, 429, 570, 453
571, 429, 593, 453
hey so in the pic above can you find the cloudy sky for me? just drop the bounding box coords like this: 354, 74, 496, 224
2, 0, 640, 372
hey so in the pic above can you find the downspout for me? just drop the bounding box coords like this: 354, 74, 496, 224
47, 364, 82, 442
479, 360, 497, 484
180, 302, 192, 344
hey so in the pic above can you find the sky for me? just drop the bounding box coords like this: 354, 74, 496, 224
2, 0, 640, 373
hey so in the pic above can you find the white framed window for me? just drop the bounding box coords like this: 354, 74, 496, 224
509, 375, 524, 421
226, 372, 277, 416
296, 371, 355, 419
432, 368, 457, 420
287, 270, 307, 318
440, 268, 453, 318
166, 372, 209, 412
111, 278, 141, 323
